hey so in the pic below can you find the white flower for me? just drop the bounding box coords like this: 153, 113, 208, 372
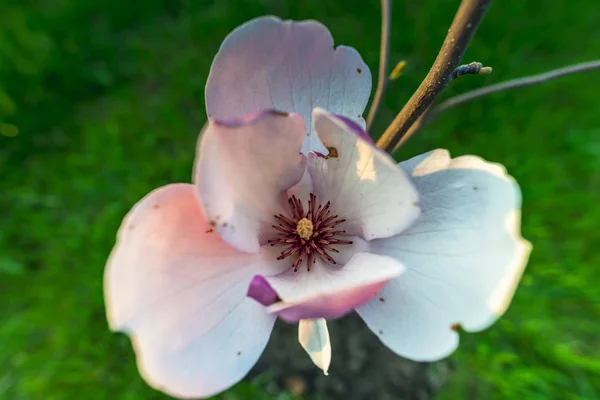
104, 16, 531, 399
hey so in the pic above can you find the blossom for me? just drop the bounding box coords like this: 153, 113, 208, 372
104, 16, 531, 399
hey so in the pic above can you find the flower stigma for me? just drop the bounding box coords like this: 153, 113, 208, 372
268, 193, 353, 272
296, 218, 313, 240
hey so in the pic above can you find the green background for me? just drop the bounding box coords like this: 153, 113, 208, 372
1, 0, 599, 399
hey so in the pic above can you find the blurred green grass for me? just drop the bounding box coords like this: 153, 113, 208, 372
1, 0, 599, 399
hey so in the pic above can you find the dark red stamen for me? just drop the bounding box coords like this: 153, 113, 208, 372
267, 193, 353, 272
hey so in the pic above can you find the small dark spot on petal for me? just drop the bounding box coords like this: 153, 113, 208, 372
223, 222, 228, 227
413, 201, 419, 206
379, 297, 385, 302
206, 228, 214, 234
357, 68, 362, 74
153, 204, 159, 209
451, 323, 461, 331
357, 114, 362, 118
378, 330, 383, 335
237, 351, 242, 356
210, 220, 217, 227
473, 186, 478, 191
128, 225, 135, 230
324, 146, 338, 159
215, 215, 221, 221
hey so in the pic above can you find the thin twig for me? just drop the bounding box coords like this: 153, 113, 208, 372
435, 59, 600, 114
393, 59, 600, 151
366, 0, 391, 131
376, 0, 491, 153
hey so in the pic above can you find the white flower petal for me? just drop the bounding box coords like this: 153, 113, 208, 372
105, 184, 285, 398
307, 108, 420, 240
357, 150, 531, 361
194, 110, 306, 253
205, 16, 372, 153
298, 319, 331, 375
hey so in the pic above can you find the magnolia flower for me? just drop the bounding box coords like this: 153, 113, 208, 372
105, 16, 531, 399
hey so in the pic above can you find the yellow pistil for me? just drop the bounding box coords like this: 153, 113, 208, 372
296, 218, 314, 240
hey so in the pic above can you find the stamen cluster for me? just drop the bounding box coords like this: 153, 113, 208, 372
268, 193, 353, 271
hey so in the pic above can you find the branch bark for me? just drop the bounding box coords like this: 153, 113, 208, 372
376, 0, 491, 153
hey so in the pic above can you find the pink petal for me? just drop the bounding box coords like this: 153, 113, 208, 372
356, 150, 532, 361
249, 252, 405, 323
307, 108, 421, 240
194, 109, 307, 253
205, 16, 372, 154
247, 275, 280, 306
105, 184, 286, 398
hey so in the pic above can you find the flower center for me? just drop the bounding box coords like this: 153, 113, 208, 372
296, 218, 313, 240
268, 193, 353, 272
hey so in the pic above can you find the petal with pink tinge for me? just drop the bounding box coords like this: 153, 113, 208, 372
357, 150, 532, 361
307, 108, 421, 241
105, 184, 286, 399
205, 16, 372, 154
248, 252, 404, 322
194, 109, 306, 253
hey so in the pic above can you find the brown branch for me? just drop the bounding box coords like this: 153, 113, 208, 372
391, 61, 492, 151
376, 0, 491, 153
392, 59, 600, 151
392, 106, 432, 151
366, 0, 391, 131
